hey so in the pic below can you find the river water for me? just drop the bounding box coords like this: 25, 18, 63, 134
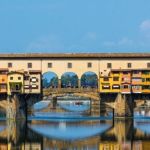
1, 102, 150, 149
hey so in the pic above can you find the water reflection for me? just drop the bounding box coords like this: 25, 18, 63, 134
29, 120, 112, 141
1, 119, 150, 149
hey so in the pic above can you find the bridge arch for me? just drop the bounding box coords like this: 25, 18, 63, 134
81, 71, 98, 88
61, 72, 79, 88
42, 71, 59, 88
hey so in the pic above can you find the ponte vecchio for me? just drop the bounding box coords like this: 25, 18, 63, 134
0, 53, 150, 119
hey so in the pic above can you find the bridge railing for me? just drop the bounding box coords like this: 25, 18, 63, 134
43, 87, 98, 96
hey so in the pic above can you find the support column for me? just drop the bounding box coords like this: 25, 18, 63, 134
99, 94, 107, 116
78, 79, 81, 89
58, 79, 61, 88
113, 119, 133, 142
114, 93, 133, 118
52, 96, 57, 108
6, 94, 27, 120
7, 119, 26, 147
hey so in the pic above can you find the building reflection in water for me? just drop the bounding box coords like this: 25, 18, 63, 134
0, 119, 150, 149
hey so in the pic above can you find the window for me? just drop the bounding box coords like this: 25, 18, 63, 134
31, 77, 37, 83
146, 78, 150, 82
132, 85, 141, 90
142, 71, 150, 75
122, 77, 130, 82
113, 77, 119, 81
133, 71, 140, 74
132, 78, 141, 82
8, 63, 12, 68
112, 85, 120, 89
123, 85, 129, 89
68, 63, 72, 68
87, 62, 92, 68
147, 63, 150, 68
18, 77, 21, 80
24, 85, 29, 89
32, 84, 37, 88
113, 71, 119, 74
10, 77, 13, 80
24, 76, 29, 80
102, 85, 110, 89
48, 63, 52, 68
127, 63, 132, 68
28, 63, 32, 68
142, 85, 150, 90
103, 77, 109, 81
123, 72, 129, 74
107, 63, 112, 69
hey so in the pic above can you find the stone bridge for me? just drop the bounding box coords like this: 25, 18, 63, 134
43, 88, 100, 116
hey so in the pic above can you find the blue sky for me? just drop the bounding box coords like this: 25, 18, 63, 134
0, 0, 150, 53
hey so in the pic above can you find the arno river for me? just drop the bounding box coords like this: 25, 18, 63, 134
0, 100, 150, 150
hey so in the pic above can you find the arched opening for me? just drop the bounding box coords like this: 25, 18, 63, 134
81, 72, 98, 88
42, 72, 58, 88
61, 72, 78, 88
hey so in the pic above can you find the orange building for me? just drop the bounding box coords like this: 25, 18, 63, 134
0, 68, 8, 93
120, 70, 131, 94
131, 69, 142, 93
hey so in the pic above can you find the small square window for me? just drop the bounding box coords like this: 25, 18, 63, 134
127, 63, 132, 68
10, 77, 13, 80
147, 63, 150, 68
48, 63, 52, 68
18, 77, 21, 80
24, 76, 29, 80
87, 62, 92, 68
107, 63, 112, 69
104, 77, 109, 81
68, 63, 72, 68
8, 63, 12, 68
28, 63, 32, 68
113, 77, 119, 81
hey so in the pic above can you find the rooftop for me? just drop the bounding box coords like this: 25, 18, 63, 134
0, 53, 150, 59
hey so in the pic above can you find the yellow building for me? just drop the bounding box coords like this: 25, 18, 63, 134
100, 70, 121, 93
111, 70, 121, 93
141, 69, 150, 93
7, 71, 24, 95
100, 75, 112, 93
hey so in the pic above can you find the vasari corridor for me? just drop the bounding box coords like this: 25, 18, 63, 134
0, 53, 149, 149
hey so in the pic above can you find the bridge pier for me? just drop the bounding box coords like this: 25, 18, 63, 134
58, 79, 61, 88
78, 79, 81, 88
114, 93, 134, 118
52, 96, 57, 108
6, 94, 27, 120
